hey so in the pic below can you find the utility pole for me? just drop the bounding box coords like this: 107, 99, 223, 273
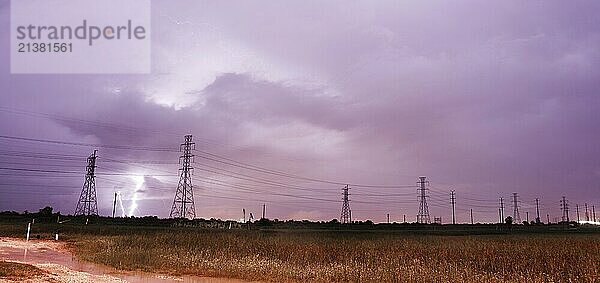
387, 213, 390, 224
576, 204, 580, 222
340, 185, 351, 224
593, 205, 596, 222
512, 193, 521, 223
262, 204, 266, 219
585, 203, 589, 221
499, 197, 505, 223
535, 198, 541, 223
170, 135, 196, 219
416, 176, 430, 224
547, 213, 550, 224
470, 209, 473, 225
450, 190, 456, 224
526, 211, 529, 223
403, 214, 406, 223
112, 191, 117, 218
243, 209, 246, 223
75, 150, 98, 216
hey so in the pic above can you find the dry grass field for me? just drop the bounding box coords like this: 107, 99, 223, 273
0, 261, 46, 281
68, 230, 600, 282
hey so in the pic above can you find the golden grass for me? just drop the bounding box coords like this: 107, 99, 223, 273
69, 230, 600, 282
0, 261, 46, 281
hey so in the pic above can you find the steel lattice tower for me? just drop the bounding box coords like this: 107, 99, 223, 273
450, 190, 456, 224
340, 185, 351, 223
512, 193, 521, 223
75, 150, 98, 216
560, 196, 570, 222
417, 176, 430, 224
170, 135, 196, 219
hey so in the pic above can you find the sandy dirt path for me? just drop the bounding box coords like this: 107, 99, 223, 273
0, 237, 247, 283
0, 237, 125, 282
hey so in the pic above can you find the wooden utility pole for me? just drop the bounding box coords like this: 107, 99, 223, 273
112, 192, 117, 218
470, 209, 473, 224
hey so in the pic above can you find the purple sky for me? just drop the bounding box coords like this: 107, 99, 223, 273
1, 1, 599, 223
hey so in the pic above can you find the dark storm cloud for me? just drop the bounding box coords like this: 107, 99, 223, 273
199, 73, 352, 130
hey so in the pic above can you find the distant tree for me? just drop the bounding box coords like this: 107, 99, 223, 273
365, 220, 374, 225
38, 206, 53, 216
505, 216, 513, 225
255, 218, 271, 226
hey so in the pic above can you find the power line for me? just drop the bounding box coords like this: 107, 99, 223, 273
0, 135, 177, 152
0, 134, 416, 189
0, 167, 175, 177
0, 152, 412, 198
200, 178, 354, 203
0, 134, 583, 223
195, 151, 415, 189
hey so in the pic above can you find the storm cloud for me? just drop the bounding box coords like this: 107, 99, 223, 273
1, 1, 599, 223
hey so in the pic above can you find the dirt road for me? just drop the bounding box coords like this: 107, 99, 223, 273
0, 237, 246, 283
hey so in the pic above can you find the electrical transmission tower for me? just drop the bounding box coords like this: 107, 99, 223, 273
340, 185, 351, 223
170, 135, 196, 219
416, 176, 430, 224
512, 193, 521, 223
450, 190, 456, 224
560, 196, 570, 222
75, 150, 99, 216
